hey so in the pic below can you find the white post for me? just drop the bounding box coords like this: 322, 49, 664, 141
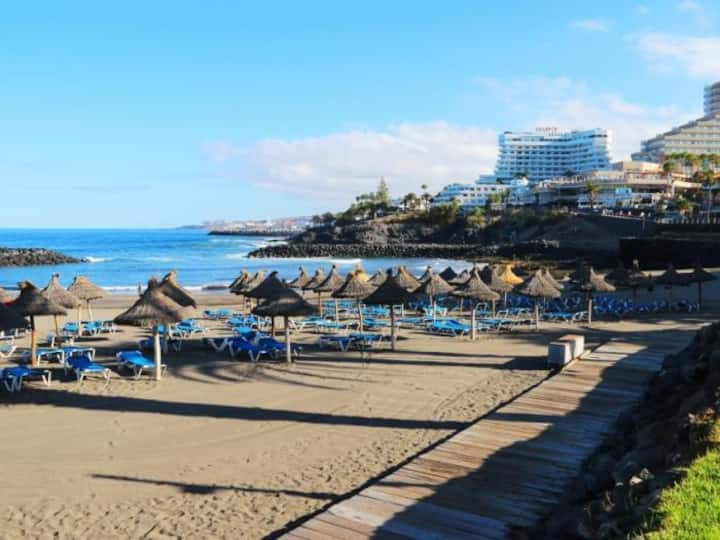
153, 326, 162, 381
535, 302, 540, 330
390, 305, 396, 350
285, 316, 292, 363
87, 301, 94, 322
471, 302, 477, 341
588, 296, 593, 327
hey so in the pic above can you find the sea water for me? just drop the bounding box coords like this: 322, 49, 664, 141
0, 229, 470, 292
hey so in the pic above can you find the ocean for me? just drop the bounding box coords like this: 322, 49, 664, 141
0, 229, 470, 293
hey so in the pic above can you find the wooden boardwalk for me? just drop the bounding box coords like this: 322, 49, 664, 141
284, 332, 692, 539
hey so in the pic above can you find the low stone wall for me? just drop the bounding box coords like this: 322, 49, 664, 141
0, 248, 83, 267
620, 237, 720, 269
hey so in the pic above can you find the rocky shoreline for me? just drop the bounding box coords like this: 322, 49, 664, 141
208, 230, 293, 237
247, 240, 615, 268
0, 248, 84, 267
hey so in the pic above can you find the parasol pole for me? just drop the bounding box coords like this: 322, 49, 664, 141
285, 316, 292, 363
153, 324, 162, 381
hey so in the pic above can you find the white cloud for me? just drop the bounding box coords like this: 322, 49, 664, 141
473, 76, 698, 160
570, 19, 609, 32
632, 32, 720, 77
205, 77, 698, 204
636, 4, 650, 15
677, 0, 701, 12
204, 123, 498, 203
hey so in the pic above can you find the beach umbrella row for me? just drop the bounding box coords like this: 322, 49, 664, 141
452, 268, 499, 340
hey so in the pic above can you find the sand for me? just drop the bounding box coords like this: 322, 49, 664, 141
0, 287, 716, 539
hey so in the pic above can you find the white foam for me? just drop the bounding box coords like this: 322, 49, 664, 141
86, 256, 110, 263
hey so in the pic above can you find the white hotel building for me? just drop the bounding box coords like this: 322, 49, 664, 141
495, 128, 612, 182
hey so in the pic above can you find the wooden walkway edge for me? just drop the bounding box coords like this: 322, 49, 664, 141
283, 332, 693, 540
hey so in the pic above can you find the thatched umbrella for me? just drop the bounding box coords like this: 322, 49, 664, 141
332, 270, 375, 333
8, 281, 67, 366
413, 271, 454, 321
315, 266, 345, 321
253, 288, 316, 363
244, 271, 286, 336
234, 270, 266, 310
287, 266, 311, 289
229, 270, 250, 292
364, 271, 412, 350
369, 270, 388, 287
419, 266, 434, 283
159, 271, 197, 308
68, 275, 105, 328
395, 266, 421, 292
439, 266, 458, 282
0, 287, 13, 304
656, 264, 691, 302
302, 268, 326, 310
353, 264, 370, 283
499, 264, 524, 286
606, 260, 652, 303
115, 278, 193, 380
519, 270, 561, 329
543, 268, 563, 290
685, 260, 717, 309
452, 269, 500, 340
449, 269, 471, 285
568, 261, 591, 283
574, 267, 615, 326
0, 301, 28, 334
42, 273, 80, 343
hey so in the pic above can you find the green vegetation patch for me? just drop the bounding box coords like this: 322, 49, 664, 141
646, 420, 720, 540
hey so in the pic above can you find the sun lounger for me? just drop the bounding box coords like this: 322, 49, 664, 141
228, 337, 269, 362
204, 336, 233, 352
1, 366, 52, 392
116, 350, 165, 378
65, 355, 111, 382
21, 347, 65, 365
316, 335, 354, 352
203, 308, 234, 320
0, 336, 17, 359
257, 337, 302, 358
429, 320, 470, 336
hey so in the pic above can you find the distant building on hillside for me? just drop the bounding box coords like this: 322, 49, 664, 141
632, 81, 720, 163
431, 180, 509, 210
495, 128, 611, 182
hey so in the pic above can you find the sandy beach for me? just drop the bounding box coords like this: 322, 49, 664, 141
0, 287, 716, 539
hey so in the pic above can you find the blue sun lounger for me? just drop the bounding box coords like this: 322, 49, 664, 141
228, 337, 269, 362
1, 366, 52, 392
116, 350, 165, 378
66, 355, 111, 382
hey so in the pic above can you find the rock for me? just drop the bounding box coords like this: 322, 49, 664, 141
0, 247, 84, 268
585, 452, 617, 494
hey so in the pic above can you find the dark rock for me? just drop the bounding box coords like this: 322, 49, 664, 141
0, 247, 84, 268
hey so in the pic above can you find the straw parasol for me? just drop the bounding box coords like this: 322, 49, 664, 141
449, 269, 471, 286
115, 278, 193, 380
353, 264, 370, 283
42, 273, 80, 343
568, 261, 591, 283
252, 288, 316, 363
8, 281, 67, 366
605, 261, 629, 285
573, 267, 616, 326
229, 270, 250, 292
287, 266, 311, 289
685, 260, 717, 309
0, 302, 28, 334
452, 268, 500, 340
315, 266, 346, 321
518, 270, 561, 329
244, 271, 286, 300
395, 266, 421, 292
543, 268, 564, 290
369, 270, 388, 287
656, 264, 691, 303
606, 260, 652, 303
439, 266, 458, 282
68, 275, 105, 328
0, 287, 13, 303
413, 271, 454, 321
419, 266, 434, 283
499, 264, 524, 286
364, 271, 412, 350
332, 270, 375, 332
159, 271, 197, 308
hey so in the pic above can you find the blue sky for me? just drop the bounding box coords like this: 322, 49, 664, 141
0, 0, 718, 227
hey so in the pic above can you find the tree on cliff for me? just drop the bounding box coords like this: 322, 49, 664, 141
376, 178, 390, 206
420, 184, 431, 212
585, 182, 600, 209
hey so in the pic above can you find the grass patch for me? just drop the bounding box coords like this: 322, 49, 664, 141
645, 416, 720, 539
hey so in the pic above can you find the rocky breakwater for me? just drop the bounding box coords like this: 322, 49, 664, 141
0, 248, 84, 267
533, 322, 720, 539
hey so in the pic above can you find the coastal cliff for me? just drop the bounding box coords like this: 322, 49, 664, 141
247, 213, 624, 266
0, 248, 84, 267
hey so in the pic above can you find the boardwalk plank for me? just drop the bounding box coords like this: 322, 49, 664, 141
286, 334, 691, 539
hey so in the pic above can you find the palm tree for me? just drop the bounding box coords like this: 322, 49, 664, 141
420, 184, 431, 212
662, 158, 677, 175
676, 197, 692, 217
585, 182, 600, 209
